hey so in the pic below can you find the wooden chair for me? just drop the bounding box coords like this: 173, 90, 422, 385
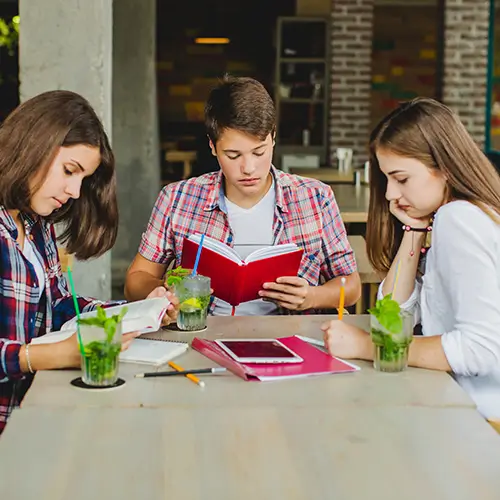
347, 235, 381, 314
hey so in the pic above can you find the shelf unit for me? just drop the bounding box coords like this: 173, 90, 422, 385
274, 16, 330, 168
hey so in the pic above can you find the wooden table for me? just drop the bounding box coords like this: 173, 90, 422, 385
290, 167, 355, 183
3, 405, 500, 500
165, 150, 196, 179
333, 184, 369, 223
3, 315, 500, 500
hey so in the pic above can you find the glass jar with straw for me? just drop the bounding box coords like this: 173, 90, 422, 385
67, 265, 126, 386
368, 261, 414, 372
174, 234, 211, 331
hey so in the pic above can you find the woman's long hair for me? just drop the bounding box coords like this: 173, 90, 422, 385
0, 90, 118, 259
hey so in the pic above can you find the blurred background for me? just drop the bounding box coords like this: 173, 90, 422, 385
0, 0, 498, 301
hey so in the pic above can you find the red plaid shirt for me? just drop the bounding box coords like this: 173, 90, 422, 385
0, 207, 108, 435
139, 167, 357, 314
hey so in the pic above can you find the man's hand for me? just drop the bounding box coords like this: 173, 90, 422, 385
259, 276, 315, 311
146, 286, 179, 326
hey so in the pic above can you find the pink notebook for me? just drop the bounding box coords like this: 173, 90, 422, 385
191, 335, 360, 381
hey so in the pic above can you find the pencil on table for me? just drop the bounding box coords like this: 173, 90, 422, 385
168, 360, 205, 387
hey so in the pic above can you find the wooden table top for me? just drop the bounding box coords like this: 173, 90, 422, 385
290, 167, 355, 183
2, 405, 500, 500
333, 184, 370, 223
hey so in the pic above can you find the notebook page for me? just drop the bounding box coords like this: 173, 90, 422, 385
245, 244, 299, 263
119, 339, 188, 366
189, 233, 242, 264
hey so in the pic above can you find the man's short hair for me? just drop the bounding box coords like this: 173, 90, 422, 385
205, 75, 276, 144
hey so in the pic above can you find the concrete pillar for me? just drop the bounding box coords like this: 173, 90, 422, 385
19, 0, 113, 299
329, 0, 374, 167
443, 0, 490, 147
112, 0, 160, 287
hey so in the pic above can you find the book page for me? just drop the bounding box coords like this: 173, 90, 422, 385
189, 233, 242, 264
59, 297, 170, 334
245, 244, 299, 263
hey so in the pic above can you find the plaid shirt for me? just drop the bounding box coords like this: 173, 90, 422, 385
0, 207, 106, 435
139, 167, 357, 313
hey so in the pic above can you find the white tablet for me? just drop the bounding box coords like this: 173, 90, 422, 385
214, 338, 303, 364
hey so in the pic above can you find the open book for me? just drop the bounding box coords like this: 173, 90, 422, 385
181, 234, 304, 306
31, 297, 170, 345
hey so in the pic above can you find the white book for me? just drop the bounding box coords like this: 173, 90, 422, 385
188, 233, 299, 265
31, 297, 170, 345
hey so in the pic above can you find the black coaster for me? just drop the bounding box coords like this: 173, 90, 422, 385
70, 377, 126, 391
162, 323, 207, 333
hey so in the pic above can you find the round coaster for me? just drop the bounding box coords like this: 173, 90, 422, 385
162, 323, 207, 333
70, 377, 126, 391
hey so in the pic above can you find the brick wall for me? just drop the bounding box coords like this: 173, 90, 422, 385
443, 0, 490, 147
371, 5, 438, 130
329, 0, 374, 167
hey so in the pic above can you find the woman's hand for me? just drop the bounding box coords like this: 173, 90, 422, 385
320, 320, 372, 360
146, 286, 179, 326
56, 331, 141, 368
389, 200, 430, 229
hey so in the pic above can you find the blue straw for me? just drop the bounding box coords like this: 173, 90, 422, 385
191, 234, 205, 276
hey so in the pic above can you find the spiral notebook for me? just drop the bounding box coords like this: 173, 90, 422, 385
120, 338, 188, 366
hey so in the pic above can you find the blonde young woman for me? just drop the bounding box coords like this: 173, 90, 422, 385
322, 98, 500, 428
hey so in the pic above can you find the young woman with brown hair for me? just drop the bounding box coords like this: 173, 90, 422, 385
0, 90, 175, 434
322, 97, 500, 421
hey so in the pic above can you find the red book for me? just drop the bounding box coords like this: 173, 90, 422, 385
181, 234, 304, 306
191, 335, 360, 381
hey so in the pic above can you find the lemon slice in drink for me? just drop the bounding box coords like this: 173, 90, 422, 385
181, 297, 202, 311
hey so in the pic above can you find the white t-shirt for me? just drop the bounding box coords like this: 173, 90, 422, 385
22, 235, 45, 300
378, 201, 500, 419
212, 182, 278, 316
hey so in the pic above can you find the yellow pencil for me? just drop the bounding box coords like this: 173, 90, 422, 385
338, 277, 346, 320
168, 361, 205, 388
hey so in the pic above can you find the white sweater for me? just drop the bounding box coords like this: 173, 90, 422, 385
378, 200, 500, 419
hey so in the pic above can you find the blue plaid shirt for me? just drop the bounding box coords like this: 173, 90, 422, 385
0, 207, 108, 434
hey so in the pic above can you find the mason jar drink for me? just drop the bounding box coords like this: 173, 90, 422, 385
174, 275, 211, 331
370, 310, 413, 373
78, 306, 125, 386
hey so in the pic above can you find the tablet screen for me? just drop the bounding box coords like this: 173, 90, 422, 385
218, 340, 297, 359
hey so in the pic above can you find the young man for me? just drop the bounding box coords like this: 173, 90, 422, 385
125, 76, 361, 315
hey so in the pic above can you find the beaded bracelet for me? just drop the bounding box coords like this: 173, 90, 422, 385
402, 220, 433, 257
25, 344, 34, 374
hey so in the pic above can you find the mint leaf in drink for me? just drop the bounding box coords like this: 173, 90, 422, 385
165, 266, 191, 287
78, 305, 128, 341
368, 293, 403, 334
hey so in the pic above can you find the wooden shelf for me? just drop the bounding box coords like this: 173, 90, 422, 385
280, 57, 326, 64
279, 98, 325, 104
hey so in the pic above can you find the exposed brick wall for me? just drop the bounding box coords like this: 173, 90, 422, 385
443, 0, 490, 147
329, 0, 374, 167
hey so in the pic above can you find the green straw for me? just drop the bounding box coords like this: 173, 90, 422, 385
66, 265, 85, 358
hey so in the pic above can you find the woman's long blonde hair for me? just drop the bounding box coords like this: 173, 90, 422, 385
366, 97, 500, 273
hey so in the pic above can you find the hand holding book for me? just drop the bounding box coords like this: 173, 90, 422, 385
259, 275, 314, 311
